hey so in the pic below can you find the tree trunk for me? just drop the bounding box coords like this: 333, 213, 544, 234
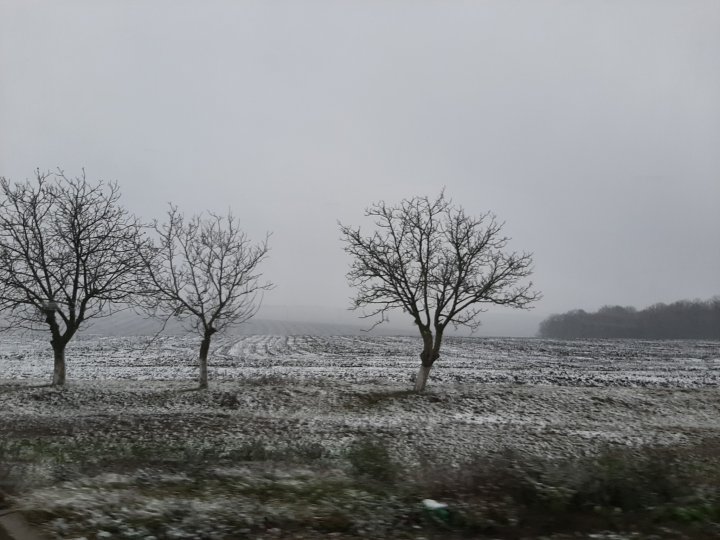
52, 344, 66, 386
412, 325, 445, 393
46, 311, 68, 387
414, 364, 433, 392
198, 334, 212, 389
414, 325, 440, 393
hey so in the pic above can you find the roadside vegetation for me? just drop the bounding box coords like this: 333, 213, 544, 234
3, 429, 720, 539
2, 372, 720, 539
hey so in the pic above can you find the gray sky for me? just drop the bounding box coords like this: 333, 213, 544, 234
1, 0, 719, 334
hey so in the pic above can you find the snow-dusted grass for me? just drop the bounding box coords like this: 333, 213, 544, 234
1, 335, 719, 538
2, 334, 719, 387
18, 467, 406, 539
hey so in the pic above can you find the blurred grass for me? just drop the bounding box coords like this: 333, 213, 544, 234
9, 435, 720, 538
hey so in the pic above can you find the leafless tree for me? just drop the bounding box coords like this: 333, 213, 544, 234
0, 169, 147, 385
140, 205, 272, 389
339, 191, 540, 392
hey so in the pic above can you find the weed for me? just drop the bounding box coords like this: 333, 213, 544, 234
224, 440, 270, 462
283, 441, 326, 461
0, 455, 20, 507
568, 445, 692, 511
407, 440, 720, 535
346, 436, 398, 484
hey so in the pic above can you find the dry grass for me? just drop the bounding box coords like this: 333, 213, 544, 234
407, 438, 720, 536
4, 431, 720, 538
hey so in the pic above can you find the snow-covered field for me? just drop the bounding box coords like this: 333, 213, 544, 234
2, 334, 719, 461
1, 335, 719, 539
3, 334, 719, 387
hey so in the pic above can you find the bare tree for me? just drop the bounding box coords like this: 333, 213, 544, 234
340, 191, 540, 392
140, 205, 272, 389
0, 169, 146, 385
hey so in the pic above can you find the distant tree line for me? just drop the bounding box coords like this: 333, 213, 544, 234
538, 298, 720, 340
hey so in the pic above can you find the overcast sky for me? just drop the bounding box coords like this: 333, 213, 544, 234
1, 0, 718, 333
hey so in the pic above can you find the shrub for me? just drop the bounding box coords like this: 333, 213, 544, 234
346, 437, 397, 484
0, 444, 26, 507
408, 440, 720, 535
569, 445, 693, 511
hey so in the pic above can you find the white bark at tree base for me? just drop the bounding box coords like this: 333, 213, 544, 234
414, 364, 432, 392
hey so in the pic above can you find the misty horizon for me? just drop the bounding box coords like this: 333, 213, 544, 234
1, 1, 718, 332
27, 296, 714, 339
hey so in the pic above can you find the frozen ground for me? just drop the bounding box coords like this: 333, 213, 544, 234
1, 335, 719, 538
2, 334, 719, 387
2, 335, 719, 460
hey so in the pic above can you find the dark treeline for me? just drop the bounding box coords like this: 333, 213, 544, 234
538, 298, 720, 340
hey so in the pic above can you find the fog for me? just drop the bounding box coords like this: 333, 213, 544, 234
1, 1, 718, 336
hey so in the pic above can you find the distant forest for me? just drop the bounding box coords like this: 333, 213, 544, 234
538, 298, 720, 340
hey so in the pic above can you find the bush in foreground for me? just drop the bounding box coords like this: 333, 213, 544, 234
6, 437, 720, 538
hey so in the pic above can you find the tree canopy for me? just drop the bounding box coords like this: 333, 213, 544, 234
340, 191, 539, 391
140, 205, 273, 388
0, 169, 146, 385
